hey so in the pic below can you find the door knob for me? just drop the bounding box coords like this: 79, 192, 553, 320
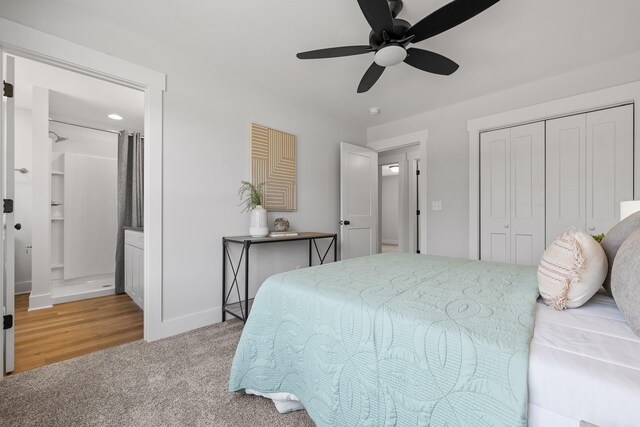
504, 224, 509, 229
14, 223, 21, 230
588, 226, 596, 231
341, 220, 351, 225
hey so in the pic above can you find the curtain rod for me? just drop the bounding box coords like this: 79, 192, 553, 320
48, 119, 142, 137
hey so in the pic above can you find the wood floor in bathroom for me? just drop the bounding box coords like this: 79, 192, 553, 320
11, 293, 143, 374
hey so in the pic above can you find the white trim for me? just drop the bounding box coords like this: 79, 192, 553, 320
155, 307, 221, 340
0, 19, 165, 91
15, 281, 31, 294
27, 292, 52, 311
0, 18, 166, 341
467, 81, 640, 259
367, 131, 428, 254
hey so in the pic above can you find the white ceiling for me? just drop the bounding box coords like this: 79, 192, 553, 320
13, 56, 144, 132
51, 0, 640, 126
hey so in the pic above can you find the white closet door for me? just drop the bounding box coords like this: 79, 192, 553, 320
480, 128, 511, 263
510, 122, 545, 266
546, 114, 586, 245
586, 105, 634, 235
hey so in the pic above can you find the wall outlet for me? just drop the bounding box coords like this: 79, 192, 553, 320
432, 201, 442, 211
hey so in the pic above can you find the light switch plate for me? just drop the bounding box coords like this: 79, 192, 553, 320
432, 201, 442, 211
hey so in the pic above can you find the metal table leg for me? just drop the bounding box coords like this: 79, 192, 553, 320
244, 241, 250, 322
222, 239, 226, 321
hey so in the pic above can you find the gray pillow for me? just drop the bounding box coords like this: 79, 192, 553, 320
611, 228, 640, 336
601, 211, 640, 293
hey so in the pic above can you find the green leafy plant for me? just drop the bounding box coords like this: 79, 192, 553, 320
238, 180, 265, 212
592, 233, 605, 243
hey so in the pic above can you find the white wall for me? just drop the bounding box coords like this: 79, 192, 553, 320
368, 51, 640, 258
380, 175, 398, 245
51, 122, 118, 158
14, 108, 33, 293
0, 7, 366, 328
29, 86, 51, 309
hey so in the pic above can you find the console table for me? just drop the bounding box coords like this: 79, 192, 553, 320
222, 232, 337, 323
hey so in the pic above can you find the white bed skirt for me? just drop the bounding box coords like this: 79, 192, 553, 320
245, 389, 304, 414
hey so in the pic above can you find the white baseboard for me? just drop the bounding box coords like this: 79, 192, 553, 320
15, 281, 32, 294
28, 292, 52, 311
149, 306, 222, 342
382, 240, 398, 245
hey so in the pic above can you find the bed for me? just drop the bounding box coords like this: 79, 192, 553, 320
228, 253, 640, 426
528, 293, 640, 426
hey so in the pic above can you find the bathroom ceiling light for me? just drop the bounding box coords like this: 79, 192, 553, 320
108, 114, 123, 120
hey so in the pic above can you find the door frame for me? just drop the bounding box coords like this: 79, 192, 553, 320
367, 131, 428, 254
378, 154, 405, 252
0, 18, 166, 342
467, 81, 640, 260
378, 147, 421, 254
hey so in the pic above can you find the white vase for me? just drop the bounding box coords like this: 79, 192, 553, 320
249, 205, 269, 237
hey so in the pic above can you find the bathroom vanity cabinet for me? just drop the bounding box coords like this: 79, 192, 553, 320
124, 229, 144, 310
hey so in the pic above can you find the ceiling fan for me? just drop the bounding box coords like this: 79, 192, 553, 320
296, 0, 500, 93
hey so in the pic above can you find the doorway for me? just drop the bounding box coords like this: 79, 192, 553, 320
3, 54, 145, 374
378, 145, 421, 254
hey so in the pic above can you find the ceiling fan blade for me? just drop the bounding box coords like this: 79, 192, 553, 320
407, 0, 501, 43
357, 0, 394, 35
357, 62, 385, 93
297, 46, 372, 60
404, 48, 459, 75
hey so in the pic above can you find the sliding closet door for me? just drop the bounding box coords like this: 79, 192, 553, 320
586, 105, 634, 235
510, 122, 545, 265
546, 114, 586, 245
480, 129, 511, 263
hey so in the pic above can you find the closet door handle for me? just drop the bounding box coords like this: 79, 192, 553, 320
341, 220, 351, 226
504, 224, 509, 229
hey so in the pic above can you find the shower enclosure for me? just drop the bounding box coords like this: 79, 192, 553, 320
21, 98, 119, 310
49, 142, 118, 304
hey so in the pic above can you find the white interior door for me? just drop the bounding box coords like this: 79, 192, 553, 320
340, 142, 378, 260
2, 53, 16, 374
509, 122, 545, 266
480, 128, 511, 263
546, 113, 587, 245
586, 105, 634, 235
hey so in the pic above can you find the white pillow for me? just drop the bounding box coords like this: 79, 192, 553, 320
538, 229, 607, 310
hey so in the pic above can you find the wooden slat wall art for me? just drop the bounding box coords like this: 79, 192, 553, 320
250, 123, 297, 211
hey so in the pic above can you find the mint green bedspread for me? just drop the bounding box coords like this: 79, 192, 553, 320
229, 253, 539, 426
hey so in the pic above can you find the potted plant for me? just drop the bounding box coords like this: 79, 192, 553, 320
239, 181, 268, 237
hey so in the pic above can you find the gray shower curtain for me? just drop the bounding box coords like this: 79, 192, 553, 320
115, 131, 144, 294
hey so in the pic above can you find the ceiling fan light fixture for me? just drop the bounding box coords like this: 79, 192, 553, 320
374, 45, 407, 67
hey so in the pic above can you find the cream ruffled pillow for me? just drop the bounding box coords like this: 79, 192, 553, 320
538, 229, 607, 310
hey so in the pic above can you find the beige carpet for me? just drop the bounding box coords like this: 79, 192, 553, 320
0, 320, 314, 426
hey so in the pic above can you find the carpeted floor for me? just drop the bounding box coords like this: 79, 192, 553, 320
0, 320, 315, 426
